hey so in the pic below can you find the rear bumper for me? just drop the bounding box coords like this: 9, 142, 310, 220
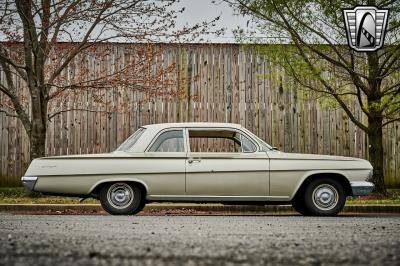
350, 181, 375, 196
21, 176, 38, 192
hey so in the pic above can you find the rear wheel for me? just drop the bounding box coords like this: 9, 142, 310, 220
303, 178, 346, 216
99, 182, 144, 215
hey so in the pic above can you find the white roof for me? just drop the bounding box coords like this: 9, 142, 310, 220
142, 122, 243, 130
124, 122, 260, 152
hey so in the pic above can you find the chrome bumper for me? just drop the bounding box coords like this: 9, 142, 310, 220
21, 176, 38, 191
350, 181, 375, 196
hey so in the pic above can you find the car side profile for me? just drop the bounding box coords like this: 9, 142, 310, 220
21, 122, 374, 216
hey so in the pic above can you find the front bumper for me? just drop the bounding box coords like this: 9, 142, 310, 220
350, 181, 375, 196
21, 176, 38, 191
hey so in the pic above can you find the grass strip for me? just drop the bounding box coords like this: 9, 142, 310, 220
1, 187, 399, 205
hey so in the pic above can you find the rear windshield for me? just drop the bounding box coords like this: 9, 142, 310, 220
116, 128, 146, 151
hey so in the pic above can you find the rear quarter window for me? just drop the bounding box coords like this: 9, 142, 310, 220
116, 128, 146, 151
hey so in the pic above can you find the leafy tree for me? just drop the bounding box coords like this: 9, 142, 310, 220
0, 0, 219, 161
226, 0, 400, 194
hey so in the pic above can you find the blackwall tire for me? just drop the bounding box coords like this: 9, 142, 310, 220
99, 182, 144, 215
304, 178, 346, 216
291, 198, 310, 215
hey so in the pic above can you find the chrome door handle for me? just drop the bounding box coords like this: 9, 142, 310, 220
188, 158, 201, 164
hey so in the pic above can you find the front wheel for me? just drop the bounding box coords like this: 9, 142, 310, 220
99, 182, 144, 215
291, 198, 310, 215
302, 178, 346, 216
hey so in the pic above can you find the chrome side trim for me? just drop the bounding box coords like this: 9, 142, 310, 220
350, 181, 375, 196
21, 176, 38, 191
146, 195, 290, 202
269, 168, 372, 172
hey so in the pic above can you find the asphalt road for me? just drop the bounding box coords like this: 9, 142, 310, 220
0, 214, 399, 266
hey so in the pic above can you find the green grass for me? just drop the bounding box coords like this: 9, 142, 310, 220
346, 189, 400, 205
0, 187, 98, 204
1, 187, 399, 205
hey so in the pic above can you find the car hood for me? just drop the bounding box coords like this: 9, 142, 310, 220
267, 151, 372, 171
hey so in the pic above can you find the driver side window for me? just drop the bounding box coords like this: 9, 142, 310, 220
148, 130, 185, 152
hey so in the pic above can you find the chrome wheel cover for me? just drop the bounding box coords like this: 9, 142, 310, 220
312, 184, 338, 211
107, 183, 134, 209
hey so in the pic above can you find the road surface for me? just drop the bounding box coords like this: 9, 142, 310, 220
0, 214, 399, 265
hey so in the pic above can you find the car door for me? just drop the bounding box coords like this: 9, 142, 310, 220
144, 128, 187, 196
185, 128, 269, 197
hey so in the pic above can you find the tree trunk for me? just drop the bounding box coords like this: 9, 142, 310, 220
30, 123, 46, 160
29, 88, 47, 160
367, 115, 386, 194
366, 49, 386, 194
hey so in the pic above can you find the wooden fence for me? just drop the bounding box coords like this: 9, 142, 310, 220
0, 43, 399, 187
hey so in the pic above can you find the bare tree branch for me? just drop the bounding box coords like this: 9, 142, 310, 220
269, 1, 369, 132
48, 108, 113, 121
0, 60, 32, 134
0, 108, 18, 117
382, 117, 400, 127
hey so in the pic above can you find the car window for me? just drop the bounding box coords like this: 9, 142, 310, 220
188, 129, 256, 153
241, 134, 257, 153
148, 130, 185, 152
116, 128, 146, 151
243, 129, 273, 151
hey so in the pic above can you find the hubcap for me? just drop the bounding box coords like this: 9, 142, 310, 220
312, 184, 338, 211
107, 183, 134, 209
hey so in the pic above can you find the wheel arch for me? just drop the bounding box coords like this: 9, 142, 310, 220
89, 178, 148, 199
291, 171, 352, 201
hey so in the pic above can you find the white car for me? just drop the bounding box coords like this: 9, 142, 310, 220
22, 122, 374, 216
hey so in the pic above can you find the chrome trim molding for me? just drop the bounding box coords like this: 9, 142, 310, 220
270, 168, 372, 172
350, 181, 375, 196
146, 195, 290, 202
21, 176, 38, 191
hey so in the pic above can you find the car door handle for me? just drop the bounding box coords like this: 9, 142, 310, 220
188, 158, 201, 164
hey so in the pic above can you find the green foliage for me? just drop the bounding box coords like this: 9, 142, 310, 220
0, 187, 26, 197
231, 0, 400, 123
0, 175, 22, 187
347, 189, 400, 205
319, 96, 338, 109
229, 0, 400, 193
0, 187, 98, 204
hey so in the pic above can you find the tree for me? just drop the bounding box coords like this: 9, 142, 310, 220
0, 0, 220, 161
226, 0, 400, 194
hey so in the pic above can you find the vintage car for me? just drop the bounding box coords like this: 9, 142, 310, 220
21, 122, 374, 216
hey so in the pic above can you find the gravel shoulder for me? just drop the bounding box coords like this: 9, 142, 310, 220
0, 214, 399, 265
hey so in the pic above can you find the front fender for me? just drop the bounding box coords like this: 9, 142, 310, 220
289, 170, 351, 200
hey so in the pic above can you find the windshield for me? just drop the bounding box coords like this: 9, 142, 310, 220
116, 127, 146, 152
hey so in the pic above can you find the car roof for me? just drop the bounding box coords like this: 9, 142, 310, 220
142, 122, 243, 130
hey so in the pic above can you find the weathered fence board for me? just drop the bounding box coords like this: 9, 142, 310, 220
0, 43, 399, 187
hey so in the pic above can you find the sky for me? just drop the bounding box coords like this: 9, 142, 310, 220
0, 0, 252, 43
174, 0, 251, 42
